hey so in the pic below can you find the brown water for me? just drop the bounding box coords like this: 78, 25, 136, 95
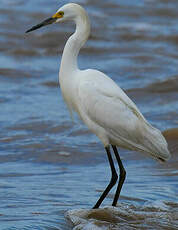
0, 0, 178, 229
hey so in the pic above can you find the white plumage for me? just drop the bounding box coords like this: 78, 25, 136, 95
58, 3, 170, 162
26, 3, 171, 208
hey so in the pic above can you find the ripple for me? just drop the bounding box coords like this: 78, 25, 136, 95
0, 0, 178, 229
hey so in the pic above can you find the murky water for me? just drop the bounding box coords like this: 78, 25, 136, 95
0, 0, 178, 229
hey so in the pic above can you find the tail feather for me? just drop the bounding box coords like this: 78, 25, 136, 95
142, 124, 171, 162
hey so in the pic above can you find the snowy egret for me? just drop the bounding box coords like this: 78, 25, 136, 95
26, 3, 171, 209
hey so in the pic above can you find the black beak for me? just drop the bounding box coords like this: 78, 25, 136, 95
26, 17, 56, 33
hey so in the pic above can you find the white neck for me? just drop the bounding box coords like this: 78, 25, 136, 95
60, 12, 90, 75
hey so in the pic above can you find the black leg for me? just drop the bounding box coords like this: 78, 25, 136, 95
111, 145, 126, 207
93, 146, 118, 209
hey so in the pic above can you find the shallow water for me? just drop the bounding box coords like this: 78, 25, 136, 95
0, 0, 178, 229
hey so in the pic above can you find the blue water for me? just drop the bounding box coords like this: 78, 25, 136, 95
0, 0, 178, 229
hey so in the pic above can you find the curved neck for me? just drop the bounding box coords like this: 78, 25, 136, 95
60, 12, 90, 74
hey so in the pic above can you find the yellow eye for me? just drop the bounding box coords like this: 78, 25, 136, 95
59, 11, 64, 16
52, 11, 64, 18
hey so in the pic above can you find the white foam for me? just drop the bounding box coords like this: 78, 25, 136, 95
65, 203, 175, 230
65, 206, 127, 230
57, 151, 71, 156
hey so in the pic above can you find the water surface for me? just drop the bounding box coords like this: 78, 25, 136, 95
0, 0, 178, 229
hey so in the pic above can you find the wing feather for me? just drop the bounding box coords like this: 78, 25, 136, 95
74, 69, 170, 161
77, 70, 146, 145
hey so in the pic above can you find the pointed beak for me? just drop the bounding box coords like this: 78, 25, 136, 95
25, 17, 57, 33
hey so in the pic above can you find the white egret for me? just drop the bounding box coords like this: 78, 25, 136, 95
26, 3, 171, 209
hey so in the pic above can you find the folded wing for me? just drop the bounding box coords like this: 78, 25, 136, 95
77, 69, 170, 161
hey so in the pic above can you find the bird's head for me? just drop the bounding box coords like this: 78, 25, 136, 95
26, 3, 85, 33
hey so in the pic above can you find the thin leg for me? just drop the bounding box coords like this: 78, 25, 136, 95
93, 146, 118, 209
112, 145, 126, 207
